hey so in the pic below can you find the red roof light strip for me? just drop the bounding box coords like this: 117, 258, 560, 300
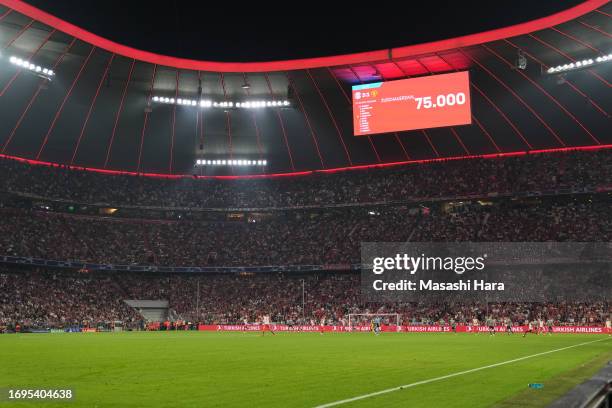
1, 144, 610, 180
0, 0, 607, 72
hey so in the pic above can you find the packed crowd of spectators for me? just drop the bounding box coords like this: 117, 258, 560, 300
1, 268, 608, 329
0, 198, 609, 267
0, 149, 609, 329
1, 149, 610, 208
0, 268, 140, 329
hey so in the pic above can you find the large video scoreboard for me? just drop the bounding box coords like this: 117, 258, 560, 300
353, 71, 471, 136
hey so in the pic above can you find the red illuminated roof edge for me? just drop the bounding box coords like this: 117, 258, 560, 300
0, 0, 606, 72
1, 144, 610, 180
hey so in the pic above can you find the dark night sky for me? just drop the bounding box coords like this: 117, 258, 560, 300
25, 1, 584, 62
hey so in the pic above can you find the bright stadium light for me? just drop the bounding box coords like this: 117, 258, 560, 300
152, 96, 289, 109
546, 53, 612, 74
195, 159, 268, 167
9, 55, 54, 80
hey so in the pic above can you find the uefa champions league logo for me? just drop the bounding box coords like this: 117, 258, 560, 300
354, 91, 362, 100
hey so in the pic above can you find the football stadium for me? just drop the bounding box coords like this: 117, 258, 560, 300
0, 1, 611, 407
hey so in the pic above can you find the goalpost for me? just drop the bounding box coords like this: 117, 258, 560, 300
347, 313, 400, 329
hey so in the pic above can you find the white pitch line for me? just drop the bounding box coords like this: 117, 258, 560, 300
314, 337, 610, 408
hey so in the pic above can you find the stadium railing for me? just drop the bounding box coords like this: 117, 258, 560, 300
548, 361, 612, 408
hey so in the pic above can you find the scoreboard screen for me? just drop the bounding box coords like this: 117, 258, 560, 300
352, 71, 471, 136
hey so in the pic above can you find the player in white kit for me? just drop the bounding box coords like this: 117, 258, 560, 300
261, 314, 275, 336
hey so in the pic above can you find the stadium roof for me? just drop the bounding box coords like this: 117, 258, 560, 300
0, 0, 610, 176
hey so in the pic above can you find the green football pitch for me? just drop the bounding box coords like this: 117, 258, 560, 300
0, 331, 610, 407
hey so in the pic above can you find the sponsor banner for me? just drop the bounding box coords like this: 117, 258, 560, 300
403, 325, 453, 333
198, 324, 610, 334
464, 325, 525, 333
552, 326, 606, 334
198, 325, 331, 332
65, 327, 82, 333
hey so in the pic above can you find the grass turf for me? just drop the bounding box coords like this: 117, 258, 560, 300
0, 331, 609, 407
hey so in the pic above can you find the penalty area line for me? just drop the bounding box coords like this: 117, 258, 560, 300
314, 337, 610, 408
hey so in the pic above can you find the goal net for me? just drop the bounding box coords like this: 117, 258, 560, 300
347, 313, 400, 328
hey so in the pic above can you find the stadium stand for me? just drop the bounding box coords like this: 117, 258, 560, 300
0, 152, 609, 330
0, 149, 610, 209
1, 267, 610, 330
0, 196, 610, 266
